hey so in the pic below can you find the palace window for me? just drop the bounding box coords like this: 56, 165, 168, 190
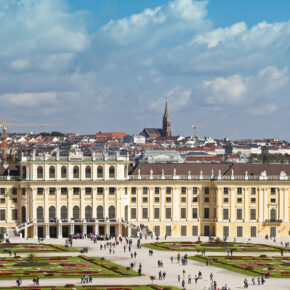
22, 188, 26, 195
154, 208, 160, 219
85, 187, 92, 195
192, 197, 198, 202
192, 187, 198, 194
12, 188, 17, 195
109, 166, 115, 178
271, 188, 276, 195
85, 166, 91, 179
204, 187, 210, 194
109, 187, 115, 195
97, 187, 103, 195
142, 208, 148, 219
237, 198, 242, 203
165, 208, 171, 219
251, 198, 256, 203
37, 188, 43, 195
223, 198, 229, 203
181, 197, 186, 203
224, 187, 229, 194
270, 198, 276, 203
143, 197, 148, 203
0, 209, 5, 221
12, 198, 17, 203
61, 187, 67, 195
204, 197, 209, 203
166, 187, 172, 194
250, 208, 256, 220
49, 166, 55, 179
131, 187, 136, 195
131, 197, 136, 203
131, 208, 136, 219
61, 166, 67, 178
223, 208, 229, 220
204, 208, 210, 218
37, 166, 43, 179
181, 187, 186, 194
143, 187, 148, 194
166, 197, 171, 202
49, 188, 56, 195
181, 208, 186, 219
97, 166, 103, 178
154, 187, 160, 194
237, 187, 242, 194
251, 188, 256, 194
73, 166, 79, 178
73, 187, 80, 195
154, 197, 160, 203
192, 208, 198, 219
237, 208, 243, 220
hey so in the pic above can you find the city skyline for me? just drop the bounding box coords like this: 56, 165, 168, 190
0, 0, 290, 139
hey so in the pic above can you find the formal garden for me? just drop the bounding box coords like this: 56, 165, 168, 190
143, 241, 289, 252
0, 243, 78, 253
189, 255, 290, 278
0, 255, 138, 279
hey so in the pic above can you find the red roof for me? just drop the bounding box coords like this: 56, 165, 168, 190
95, 132, 127, 138
186, 156, 222, 162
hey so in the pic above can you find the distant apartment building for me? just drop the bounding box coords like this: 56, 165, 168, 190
123, 135, 146, 144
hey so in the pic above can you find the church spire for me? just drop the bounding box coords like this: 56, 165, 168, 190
162, 99, 172, 137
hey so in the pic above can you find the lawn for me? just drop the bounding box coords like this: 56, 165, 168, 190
0, 255, 138, 279
189, 255, 290, 278
0, 243, 78, 253
143, 241, 289, 252
0, 285, 180, 290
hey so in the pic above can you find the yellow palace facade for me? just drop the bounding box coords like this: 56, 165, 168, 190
0, 151, 289, 239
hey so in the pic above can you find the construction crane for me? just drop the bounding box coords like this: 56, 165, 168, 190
191, 124, 204, 138
0, 116, 61, 162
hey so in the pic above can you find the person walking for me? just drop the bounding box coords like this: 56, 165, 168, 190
188, 274, 192, 284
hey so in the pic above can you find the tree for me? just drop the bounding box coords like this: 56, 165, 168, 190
150, 275, 156, 284
27, 253, 37, 263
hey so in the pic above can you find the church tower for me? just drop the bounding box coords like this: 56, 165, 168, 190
162, 100, 172, 137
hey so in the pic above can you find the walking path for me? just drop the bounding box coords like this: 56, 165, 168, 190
2, 236, 289, 289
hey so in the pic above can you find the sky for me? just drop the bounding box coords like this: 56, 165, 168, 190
1, 0, 290, 139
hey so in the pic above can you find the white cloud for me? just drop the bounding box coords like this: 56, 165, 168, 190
202, 74, 248, 105
150, 86, 191, 111
101, 0, 209, 46
0, 92, 58, 107
249, 104, 278, 116
199, 66, 288, 107
195, 22, 247, 48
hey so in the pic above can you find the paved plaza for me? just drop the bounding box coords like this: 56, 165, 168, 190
0, 236, 289, 289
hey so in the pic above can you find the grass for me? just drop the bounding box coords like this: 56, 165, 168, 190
0, 256, 138, 279
143, 241, 289, 252
0, 285, 180, 290
0, 243, 78, 253
189, 255, 290, 278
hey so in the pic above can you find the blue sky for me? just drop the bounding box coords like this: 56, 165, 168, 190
1, 0, 290, 139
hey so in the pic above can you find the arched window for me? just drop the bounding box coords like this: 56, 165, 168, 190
61, 206, 67, 220
61, 166, 67, 178
124, 165, 127, 178
37, 206, 44, 221
85, 206, 92, 220
73, 206, 80, 220
97, 205, 104, 219
270, 208, 277, 221
125, 205, 128, 221
73, 166, 79, 178
109, 205, 116, 219
49, 206, 56, 219
109, 166, 115, 178
37, 166, 43, 179
49, 166, 55, 179
21, 206, 26, 223
22, 166, 27, 180
97, 166, 103, 178
85, 166, 91, 178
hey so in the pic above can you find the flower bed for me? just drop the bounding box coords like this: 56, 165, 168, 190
0, 256, 137, 280
190, 255, 290, 278
145, 242, 289, 252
